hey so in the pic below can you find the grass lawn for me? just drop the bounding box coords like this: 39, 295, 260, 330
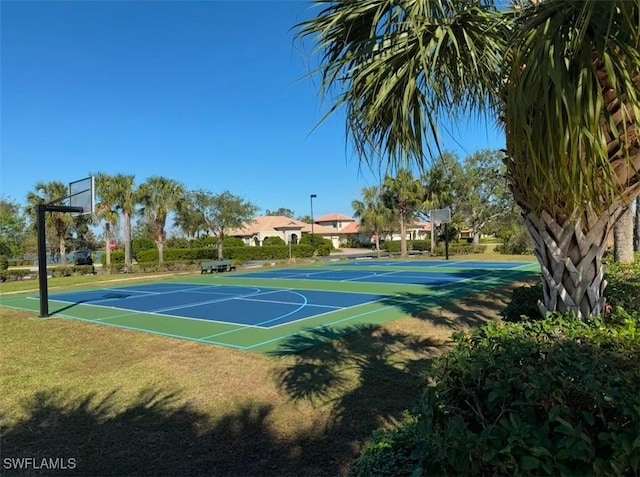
0, 259, 535, 476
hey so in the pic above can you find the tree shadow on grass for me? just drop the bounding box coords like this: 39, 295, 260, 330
271, 324, 444, 473
382, 269, 540, 330
0, 388, 317, 477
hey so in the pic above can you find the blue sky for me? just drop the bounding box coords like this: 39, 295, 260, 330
1, 0, 504, 220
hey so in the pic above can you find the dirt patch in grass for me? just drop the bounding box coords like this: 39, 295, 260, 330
0, 278, 531, 476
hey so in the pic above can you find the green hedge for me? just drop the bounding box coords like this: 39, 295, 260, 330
135, 245, 315, 263
49, 265, 95, 277
0, 269, 31, 282
354, 311, 640, 476
350, 414, 421, 477
383, 240, 483, 255
415, 311, 640, 477
433, 243, 485, 255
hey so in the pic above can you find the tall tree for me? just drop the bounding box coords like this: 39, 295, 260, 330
94, 173, 121, 268
266, 208, 295, 218
138, 176, 186, 263
192, 190, 259, 260
352, 186, 393, 257
296, 215, 313, 224
459, 150, 511, 245
25, 181, 73, 265
110, 174, 138, 272
298, 0, 640, 320
174, 191, 208, 240
0, 196, 27, 258
381, 169, 426, 258
422, 153, 465, 254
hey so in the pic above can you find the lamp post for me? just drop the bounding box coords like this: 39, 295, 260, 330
310, 194, 317, 252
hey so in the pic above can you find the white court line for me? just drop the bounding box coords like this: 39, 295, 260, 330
152, 289, 281, 313
198, 295, 386, 341
339, 270, 399, 282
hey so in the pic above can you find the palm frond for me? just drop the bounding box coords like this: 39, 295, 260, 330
297, 0, 506, 170
505, 0, 640, 216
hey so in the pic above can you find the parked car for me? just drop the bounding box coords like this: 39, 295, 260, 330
74, 250, 93, 266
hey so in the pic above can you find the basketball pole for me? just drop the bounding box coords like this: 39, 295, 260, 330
444, 222, 449, 260
37, 203, 83, 317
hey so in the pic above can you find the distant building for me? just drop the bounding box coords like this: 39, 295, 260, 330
227, 214, 435, 249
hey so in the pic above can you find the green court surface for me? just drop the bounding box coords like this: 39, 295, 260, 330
0, 260, 539, 353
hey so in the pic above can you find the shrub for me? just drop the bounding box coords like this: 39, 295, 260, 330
263, 236, 286, 246
384, 241, 406, 253
0, 269, 30, 281
299, 234, 333, 250
433, 243, 486, 255
410, 240, 431, 252
165, 237, 190, 249
350, 415, 421, 477
132, 238, 156, 260
102, 251, 125, 265
605, 254, 640, 312
0, 255, 8, 271
496, 224, 535, 255
415, 311, 640, 477
501, 283, 544, 322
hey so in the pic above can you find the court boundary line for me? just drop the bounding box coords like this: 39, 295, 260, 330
23, 286, 387, 330
2, 264, 539, 352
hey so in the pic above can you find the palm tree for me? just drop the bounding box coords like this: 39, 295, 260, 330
138, 176, 186, 263
110, 174, 138, 272
93, 173, 121, 269
298, 0, 640, 320
381, 169, 426, 258
25, 181, 73, 265
352, 186, 394, 257
422, 153, 465, 254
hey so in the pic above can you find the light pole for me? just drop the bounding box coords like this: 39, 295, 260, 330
310, 194, 317, 252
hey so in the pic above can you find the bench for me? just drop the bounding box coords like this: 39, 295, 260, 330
200, 260, 236, 274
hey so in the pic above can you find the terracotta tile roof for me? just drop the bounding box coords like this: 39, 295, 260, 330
339, 222, 361, 234
314, 214, 355, 223
228, 216, 307, 236
301, 223, 339, 234
405, 221, 432, 232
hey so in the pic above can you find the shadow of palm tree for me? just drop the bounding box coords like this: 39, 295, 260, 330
2, 389, 214, 476
0, 388, 321, 477
379, 269, 539, 329
271, 324, 443, 472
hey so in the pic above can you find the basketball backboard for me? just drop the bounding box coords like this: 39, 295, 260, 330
69, 176, 95, 215
430, 208, 451, 226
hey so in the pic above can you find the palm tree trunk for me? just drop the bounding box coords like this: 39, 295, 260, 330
104, 223, 112, 269
157, 240, 164, 264
614, 206, 634, 263
59, 233, 67, 265
525, 206, 622, 321
400, 212, 408, 258
124, 212, 132, 272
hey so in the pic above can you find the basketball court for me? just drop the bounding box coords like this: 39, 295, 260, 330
1, 260, 539, 353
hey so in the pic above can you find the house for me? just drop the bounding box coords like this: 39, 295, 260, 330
227, 216, 308, 246
228, 214, 435, 249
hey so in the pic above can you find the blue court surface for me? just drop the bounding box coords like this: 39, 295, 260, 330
333, 260, 533, 270
46, 283, 384, 328
228, 268, 494, 286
